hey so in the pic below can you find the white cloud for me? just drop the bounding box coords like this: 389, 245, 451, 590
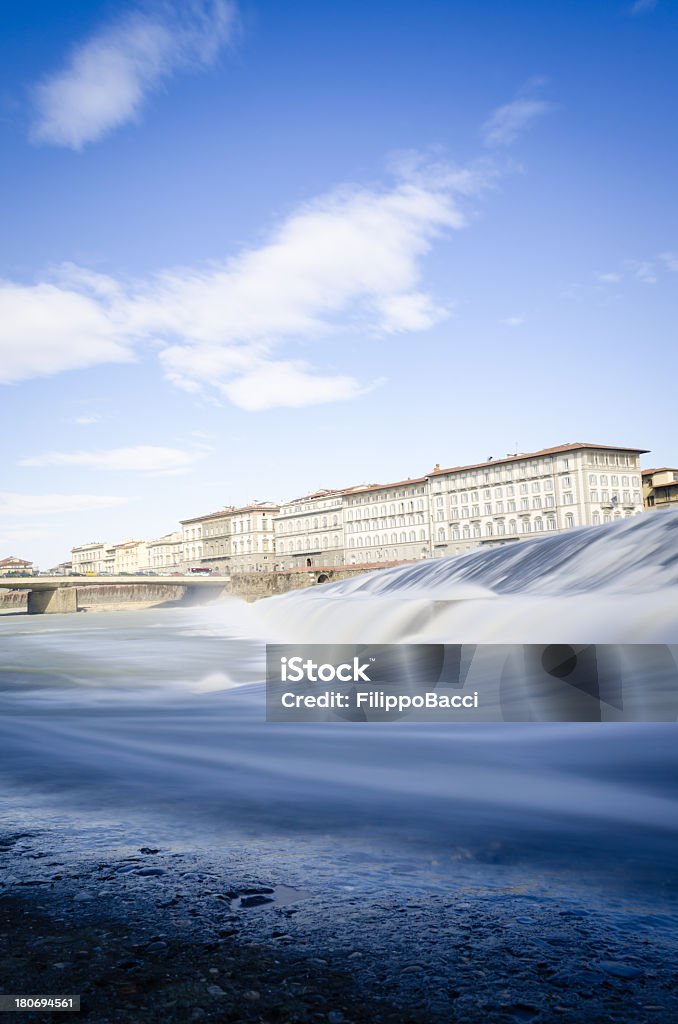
0, 493, 130, 517
219, 361, 376, 411
630, 0, 658, 14
659, 251, 678, 272
1, 158, 485, 410
500, 315, 525, 328
73, 415, 102, 425
596, 272, 621, 284
19, 445, 204, 474
482, 84, 551, 148
626, 260, 657, 284
30, 0, 236, 149
0, 280, 134, 384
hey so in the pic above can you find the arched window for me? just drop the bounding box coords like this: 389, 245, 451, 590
486, 523, 493, 536
409, 531, 416, 541
566, 514, 575, 529
400, 532, 406, 543
509, 519, 517, 534
452, 527, 460, 540
535, 517, 543, 531
438, 527, 446, 542
547, 518, 556, 530
498, 521, 505, 535
592, 512, 600, 525
462, 525, 470, 539
419, 529, 426, 541
322, 535, 328, 549
322, 517, 327, 528
521, 520, 531, 534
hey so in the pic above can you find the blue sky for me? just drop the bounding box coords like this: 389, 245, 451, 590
1, 0, 676, 567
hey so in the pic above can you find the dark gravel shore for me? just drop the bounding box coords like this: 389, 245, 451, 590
1, 828, 677, 1024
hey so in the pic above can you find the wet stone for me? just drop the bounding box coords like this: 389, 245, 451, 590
240, 894, 274, 908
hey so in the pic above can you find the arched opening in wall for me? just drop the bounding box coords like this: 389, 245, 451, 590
316, 573, 329, 584
306, 558, 312, 567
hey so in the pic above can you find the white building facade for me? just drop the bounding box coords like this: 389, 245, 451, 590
229, 503, 279, 573
71, 542, 110, 575
274, 490, 346, 570
428, 443, 646, 558
344, 477, 431, 565
111, 540, 149, 574
147, 531, 183, 572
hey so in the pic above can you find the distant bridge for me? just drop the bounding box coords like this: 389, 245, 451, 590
0, 576, 229, 614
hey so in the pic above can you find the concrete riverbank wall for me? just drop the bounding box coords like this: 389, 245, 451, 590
228, 565, 381, 601
77, 583, 189, 611
0, 590, 28, 614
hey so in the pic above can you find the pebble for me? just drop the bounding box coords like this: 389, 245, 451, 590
240, 894, 273, 908
206, 984, 225, 997
136, 868, 166, 877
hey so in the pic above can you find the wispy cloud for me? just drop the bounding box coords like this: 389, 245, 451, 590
659, 251, 678, 272
500, 316, 525, 327
72, 414, 102, 425
1, 157, 489, 410
482, 82, 551, 148
19, 445, 205, 474
30, 0, 236, 149
0, 279, 134, 384
630, 0, 658, 14
626, 260, 657, 284
0, 493, 130, 517
596, 272, 622, 284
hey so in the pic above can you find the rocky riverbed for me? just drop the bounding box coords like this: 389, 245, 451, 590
1, 827, 677, 1024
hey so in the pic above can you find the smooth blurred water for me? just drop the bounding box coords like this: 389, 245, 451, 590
1, 513, 678, 896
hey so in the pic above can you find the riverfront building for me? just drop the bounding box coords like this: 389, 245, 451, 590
274, 489, 346, 570
0, 556, 35, 577
147, 531, 183, 572
343, 477, 432, 565
428, 442, 646, 558
228, 503, 279, 574
66, 440, 649, 576
111, 540, 149, 575
71, 542, 110, 575
642, 468, 678, 511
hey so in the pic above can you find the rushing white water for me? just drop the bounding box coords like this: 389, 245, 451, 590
256, 510, 678, 644
1, 513, 677, 892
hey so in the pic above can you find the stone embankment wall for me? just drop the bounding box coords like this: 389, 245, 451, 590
228, 566, 379, 601
0, 590, 28, 613
77, 583, 188, 609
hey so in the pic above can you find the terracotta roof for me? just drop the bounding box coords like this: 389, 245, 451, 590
344, 476, 428, 497
642, 468, 678, 476
181, 503, 280, 524
0, 557, 32, 565
429, 442, 649, 477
